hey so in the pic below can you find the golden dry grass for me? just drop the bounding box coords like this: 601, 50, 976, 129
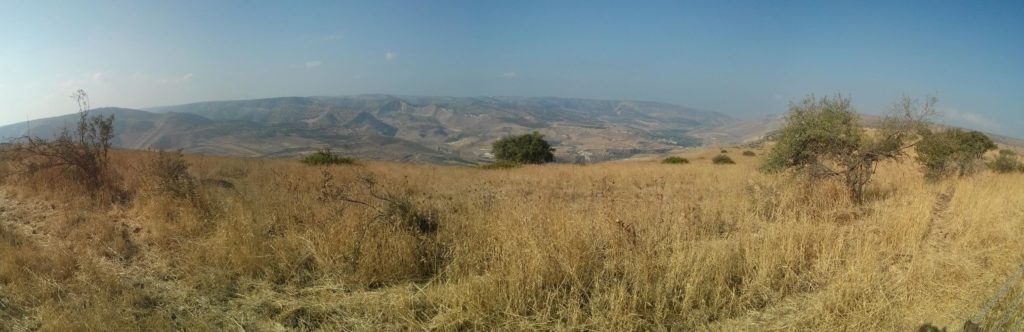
1, 147, 1023, 330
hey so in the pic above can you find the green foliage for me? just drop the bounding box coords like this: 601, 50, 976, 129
742, 150, 756, 157
915, 128, 996, 180
712, 154, 735, 165
491, 132, 555, 164
479, 160, 522, 169
761, 94, 932, 203
761, 95, 864, 174
662, 156, 690, 164
302, 148, 355, 166
990, 149, 1024, 173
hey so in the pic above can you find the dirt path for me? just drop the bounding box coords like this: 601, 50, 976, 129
920, 185, 957, 251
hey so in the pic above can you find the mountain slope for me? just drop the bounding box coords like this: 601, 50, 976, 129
147, 95, 739, 162
5, 96, 1020, 162
3, 95, 740, 163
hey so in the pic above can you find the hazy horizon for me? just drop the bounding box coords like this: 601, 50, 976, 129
2, 1, 1022, 136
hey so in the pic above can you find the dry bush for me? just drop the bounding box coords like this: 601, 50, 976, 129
11, 92, 125, 204
315, 170, 446, 285
150, 149, 198, 200
14, 111, 115, 191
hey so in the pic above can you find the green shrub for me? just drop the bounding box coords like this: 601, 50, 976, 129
712, 154, 735, 165
662, 156, 690, 164
302, 148, 355, 165
742, 150, 756, 157
492, 132, 555, 164
760, 94, 933, 203
720, 149, 729, 154
916, 128, 996, 180
990, 149, 1024, 173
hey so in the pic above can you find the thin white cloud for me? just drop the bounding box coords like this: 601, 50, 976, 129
161, 73, 194, 84
502, 72, 517, 78
385, 51, 398, 61
56, 71, 110, 88
60, 79, 80, 88
305, 60, 321, 68
91, 72, 106, 84
943, 107, 999, 131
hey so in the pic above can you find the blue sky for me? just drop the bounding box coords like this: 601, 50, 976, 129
1, 0, 1022, 136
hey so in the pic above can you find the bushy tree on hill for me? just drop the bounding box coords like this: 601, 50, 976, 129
915, 128, 996, 180
762, 94, 933, 203
990, 149, 1024, 173
491, 132, 555, 164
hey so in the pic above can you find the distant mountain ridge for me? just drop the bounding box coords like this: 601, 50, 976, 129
0, 95, 739, 163
7, 95, 1016, 163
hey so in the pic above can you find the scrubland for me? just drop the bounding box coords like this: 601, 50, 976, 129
1, 148, 1022, 331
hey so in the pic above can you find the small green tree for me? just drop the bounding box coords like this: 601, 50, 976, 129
762, 94, 933, 203
990, 149, 1024, 173
491, 132, 555, 164
915, 128, 996, 180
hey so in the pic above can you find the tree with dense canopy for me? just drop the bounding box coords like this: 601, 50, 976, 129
491, 132, 555, 164
915, 128, 996, 180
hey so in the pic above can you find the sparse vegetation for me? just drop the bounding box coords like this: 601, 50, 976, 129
301, 148, 355, 165
742, 150, 756, 156
662, 156, 690, 164
990, 149, 1024, 173
916, 128, 996, 180
712, 154, 735, 164
762, 94, 933, 203
13, 90, 118, 195
1, 92, 1023, 331
491, 131, 555, 164
0, 146, 1022, 330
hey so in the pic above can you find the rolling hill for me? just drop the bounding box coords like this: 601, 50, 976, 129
5, 95, 1017, 163
0, 95, 738, 163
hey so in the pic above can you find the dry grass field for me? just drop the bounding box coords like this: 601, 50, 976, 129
1, 147, 1023, 330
